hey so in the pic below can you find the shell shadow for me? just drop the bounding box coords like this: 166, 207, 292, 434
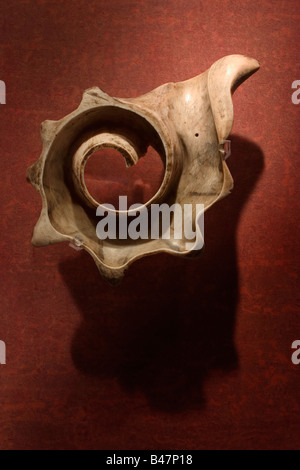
59, 135, 264, 412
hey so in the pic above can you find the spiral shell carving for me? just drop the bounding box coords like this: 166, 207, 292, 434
27, 54, 259, 284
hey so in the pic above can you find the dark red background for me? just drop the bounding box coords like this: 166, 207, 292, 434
0, 0, 299, 450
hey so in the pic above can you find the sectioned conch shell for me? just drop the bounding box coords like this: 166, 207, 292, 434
27, 54, 259, 284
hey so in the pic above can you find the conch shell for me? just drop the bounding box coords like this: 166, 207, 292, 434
27, 54, 259, 284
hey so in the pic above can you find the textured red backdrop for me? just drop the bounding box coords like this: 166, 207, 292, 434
0, 0, 299, 450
